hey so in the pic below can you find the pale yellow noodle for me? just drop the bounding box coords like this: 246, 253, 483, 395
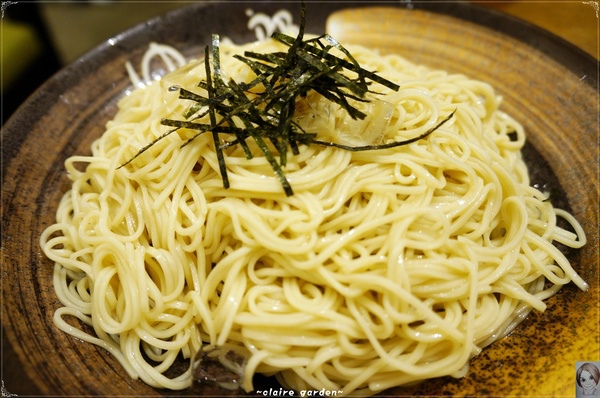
40, 38, 588, 395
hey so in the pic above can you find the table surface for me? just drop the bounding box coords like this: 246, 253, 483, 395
480, 1, 597, 58
2, 2, 598, 396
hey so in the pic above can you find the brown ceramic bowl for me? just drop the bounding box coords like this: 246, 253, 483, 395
2, 2, 598, 396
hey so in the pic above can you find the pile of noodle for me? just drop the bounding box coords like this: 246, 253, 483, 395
40, 38, 587, 396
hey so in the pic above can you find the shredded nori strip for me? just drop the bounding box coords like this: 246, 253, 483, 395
120, 2, 454, 196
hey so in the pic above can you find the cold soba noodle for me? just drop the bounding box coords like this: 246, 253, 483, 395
40, 32, 587, 396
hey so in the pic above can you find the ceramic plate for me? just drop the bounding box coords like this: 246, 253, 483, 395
2, 2, 598, 396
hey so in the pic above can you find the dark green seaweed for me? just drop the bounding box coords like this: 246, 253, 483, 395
120, 3, 454, 196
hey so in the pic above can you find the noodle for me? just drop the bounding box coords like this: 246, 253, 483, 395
40, 38, 588, 396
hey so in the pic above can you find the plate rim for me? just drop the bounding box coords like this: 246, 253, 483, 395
1, 2, 598, 395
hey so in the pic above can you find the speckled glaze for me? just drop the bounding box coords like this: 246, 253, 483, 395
2, 2, 598, 396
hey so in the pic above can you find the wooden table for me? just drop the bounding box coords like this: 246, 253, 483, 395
2, 2, 597, 396
478, 1, 597, 59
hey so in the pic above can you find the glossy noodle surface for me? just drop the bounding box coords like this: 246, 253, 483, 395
40, 38, 587, 396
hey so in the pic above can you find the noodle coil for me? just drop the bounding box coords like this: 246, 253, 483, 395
40, 38, 588, 396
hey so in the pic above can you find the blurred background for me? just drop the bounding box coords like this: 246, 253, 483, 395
0, 0, 597, 395
1, 0, 597, 126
